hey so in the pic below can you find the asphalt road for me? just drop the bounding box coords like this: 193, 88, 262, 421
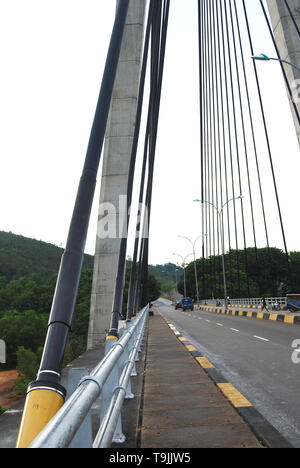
155, 299, 300, 448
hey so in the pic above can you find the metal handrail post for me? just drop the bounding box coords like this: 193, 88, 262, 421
93, 311, 148, 448
99, 336, 125, 443
125, 319, 138, 373
133, 316, 142, 362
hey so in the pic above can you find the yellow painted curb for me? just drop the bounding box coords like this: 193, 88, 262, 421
196, 357, 215, 369
269, 314, 278, 321
217, 383, 252, 408
284, 315, 294, 324
185, 345, 197, 352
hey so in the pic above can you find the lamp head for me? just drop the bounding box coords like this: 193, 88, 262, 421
251, 53, 270, 61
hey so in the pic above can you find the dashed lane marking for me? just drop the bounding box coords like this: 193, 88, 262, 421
253, 335, 269, 342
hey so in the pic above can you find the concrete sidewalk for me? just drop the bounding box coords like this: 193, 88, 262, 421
140, 310, 292, 448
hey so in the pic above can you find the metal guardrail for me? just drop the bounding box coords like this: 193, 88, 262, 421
199, 297, 287, 308
29, 305, 149, 448
229, 297, 286, 307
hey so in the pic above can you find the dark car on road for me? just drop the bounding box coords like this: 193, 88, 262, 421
181, 297, 194, 311
175, 298, 194, 311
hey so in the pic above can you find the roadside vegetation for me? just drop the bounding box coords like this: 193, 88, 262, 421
0, 232, 162, 394
178, 247, 300, 300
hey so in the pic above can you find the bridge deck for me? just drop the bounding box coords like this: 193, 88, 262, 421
0, 308, 292, 448
140, 310, 263, 448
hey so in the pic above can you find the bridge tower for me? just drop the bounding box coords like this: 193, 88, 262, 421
267, 0, 300, 145
87, 0, 146, 349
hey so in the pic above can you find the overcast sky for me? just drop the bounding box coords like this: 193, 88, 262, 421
0, 0, 299, 267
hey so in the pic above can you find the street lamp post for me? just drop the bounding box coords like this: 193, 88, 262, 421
193, 196, 244, 309
175, 268, 178, 294
177, 235, 207, 303
172, 253, 193, 298
251, 53, 300, 73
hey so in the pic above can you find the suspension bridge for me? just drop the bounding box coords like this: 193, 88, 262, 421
0, 0, 299, 450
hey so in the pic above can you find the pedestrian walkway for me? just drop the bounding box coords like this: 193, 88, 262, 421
140, 310, 290, 448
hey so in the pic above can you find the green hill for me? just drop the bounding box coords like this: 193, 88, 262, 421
0, 231, 94, 283
148, 263, 182, 292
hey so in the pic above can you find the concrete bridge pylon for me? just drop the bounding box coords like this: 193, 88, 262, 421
87, 0, 147, 349
267, 0, 300, 145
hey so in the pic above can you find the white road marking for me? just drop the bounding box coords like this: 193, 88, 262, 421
205, 319, 210, 323
216, 323, 223, 327
230, 328, 240, 332
4, 409, 23, 414
253, 335, 269, 342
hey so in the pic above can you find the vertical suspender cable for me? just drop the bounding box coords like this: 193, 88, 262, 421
142, 0, 170, 305
211, 0, 223, 298
226, 0, 251, 296
139, 0, 163, 308
210, 0, 217, 299
136, 0, 170, 309
126, 119, 150, 318
219, 0, 241, 297
198, 0, 205, 299
206, 0, 212, 298
215, 0, 233, 298
243, 0, 293, 294
223, 0, 246, 297
232, 0, 267, 294
202, 0, 209, 299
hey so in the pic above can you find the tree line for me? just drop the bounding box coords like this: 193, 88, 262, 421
0, 266, 160, 394
177, 247, 300, 300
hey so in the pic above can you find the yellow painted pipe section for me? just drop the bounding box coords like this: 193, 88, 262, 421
16, 389, 64, 448
106, 335, 119, 341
